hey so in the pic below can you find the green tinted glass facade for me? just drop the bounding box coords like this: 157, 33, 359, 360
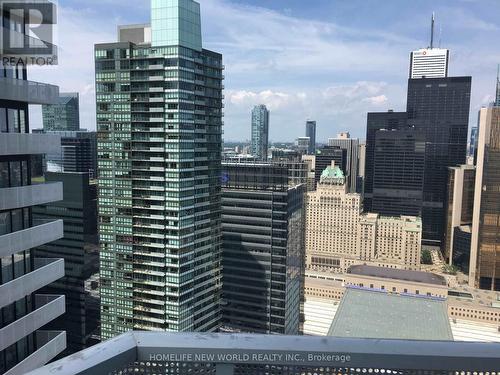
95, 0, 223, 340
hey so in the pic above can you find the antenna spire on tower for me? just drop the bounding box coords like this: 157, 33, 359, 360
430, 12, 435, 49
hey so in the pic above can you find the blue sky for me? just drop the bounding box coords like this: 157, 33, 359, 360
29, 0, 500, 142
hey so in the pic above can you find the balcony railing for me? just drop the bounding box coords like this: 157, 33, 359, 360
27, 332, 500, 374
0, 77, 59, 105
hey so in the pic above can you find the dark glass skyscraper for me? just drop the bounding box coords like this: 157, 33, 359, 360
364, 111, 408, 211
221, 162, 305, 334
251, 105, 269, 160
305, 120, 316, 155
407, 76, 471, 245
371, 128, 425, 217
96, 0, 223, 339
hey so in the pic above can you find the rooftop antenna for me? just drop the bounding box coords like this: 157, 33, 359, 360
430, 12, 435, 49
438, 25, 442, 48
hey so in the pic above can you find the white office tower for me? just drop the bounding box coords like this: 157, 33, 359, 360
409, 14, 449, 79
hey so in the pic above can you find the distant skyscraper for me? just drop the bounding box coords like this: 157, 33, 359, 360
33, 172, 99, 355
409, 14, 449, 79
364, 110, 408, 211
305, 166, 421, 273
357, 143, 366, 195
221, 162, 305, 334
469, 126, 479, 159
0, 58, 67, 370
251, 104, 269, 160
407, 76, 471, 245
96, 0, 223, 339
495, 65, 500, 107
328, 132, 359, 193
314, 146, 346, 188
371, 128, 425, 217
296, 136, 310, 154
306, 120, 316, 154
42, 92, 80, 131
470, 107, 500, 291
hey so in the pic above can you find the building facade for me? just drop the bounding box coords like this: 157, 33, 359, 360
314, 146, 346, 188
42, 93, 80, 132
443, 165, 475, 265
306, 120, 316, 155
364, 111, 408, 211
220, 163, 305, 334
0, 47, 67, 373
328, 132, 359, 193
96, 0, 223, 339
407, 76, 471, 245
470, 107, 500, 291
33, 172, 98, 355
305, 166, 421, 273
251, 105, 269, 160
371, 128, 425, 217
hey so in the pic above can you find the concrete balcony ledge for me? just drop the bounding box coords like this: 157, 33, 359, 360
0, 294, 65, 352
26, 332, 500, 374
0, 77, 59, 105
0, 133, 61, 156
5, 331, 66, 375
0, 220, 63, 258
0, 258, 65, 309
0, 182, 63, 211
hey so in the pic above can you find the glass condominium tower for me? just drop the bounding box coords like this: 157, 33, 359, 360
95, 0, 223, 339
251, 104, 269, 160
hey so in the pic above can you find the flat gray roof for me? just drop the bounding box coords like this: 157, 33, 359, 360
348, 265, 447, 286
328, 288, 453, 341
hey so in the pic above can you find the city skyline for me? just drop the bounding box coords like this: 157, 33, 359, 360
28, 0, 500, 142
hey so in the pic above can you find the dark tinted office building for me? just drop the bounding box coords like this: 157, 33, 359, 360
306, 120, 316, 155
407, 77, 471, 245
314, 146, 346, 187
221, 163, 305, 334
371, 128, 425, 217
364, 111, 408, 211
33, 172, 98, 355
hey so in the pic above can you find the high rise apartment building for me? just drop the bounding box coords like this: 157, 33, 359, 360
306, 166, 421, 273
328, 132, 359, 193
96, 0, 223, 339
220, 163, 305, 334
251, 105, 269, 160
0, 39, 67, 374
306, 120, 316, 154
470, 107, 500, 291
42, 93, 80, 131
407, 77, 471, 245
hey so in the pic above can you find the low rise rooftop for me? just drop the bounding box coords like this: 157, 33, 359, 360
348, 264, 447, 286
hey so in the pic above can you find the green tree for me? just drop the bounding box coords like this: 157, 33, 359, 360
421, 249, 432, 265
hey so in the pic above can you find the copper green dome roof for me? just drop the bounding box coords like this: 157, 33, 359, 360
321, 166, 344, 179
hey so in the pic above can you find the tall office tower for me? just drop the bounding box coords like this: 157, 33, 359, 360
443, 165, 475, 270
0, 65, 67, 371
305, 166, 421, 273
470, 107, 500, 291
271, 150, 308, 188
33, 172, 98, 355
221, 163, 305, 334
357, 143, 366, 194
296, 136, 310, 154
96, 0, 223, 339
407, 77, 471, 245
33, 130, 97, 178
328, 132, 359, 193
251, 104, 269, 160
409, 14, 449, 79
371, 128, 425, 217
305, 120, 316, 154
364, 110, 408, 210
314, 146, 346, 187
42, 93, 80, 131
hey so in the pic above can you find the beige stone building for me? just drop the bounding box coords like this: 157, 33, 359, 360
306, 165, 422, 273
